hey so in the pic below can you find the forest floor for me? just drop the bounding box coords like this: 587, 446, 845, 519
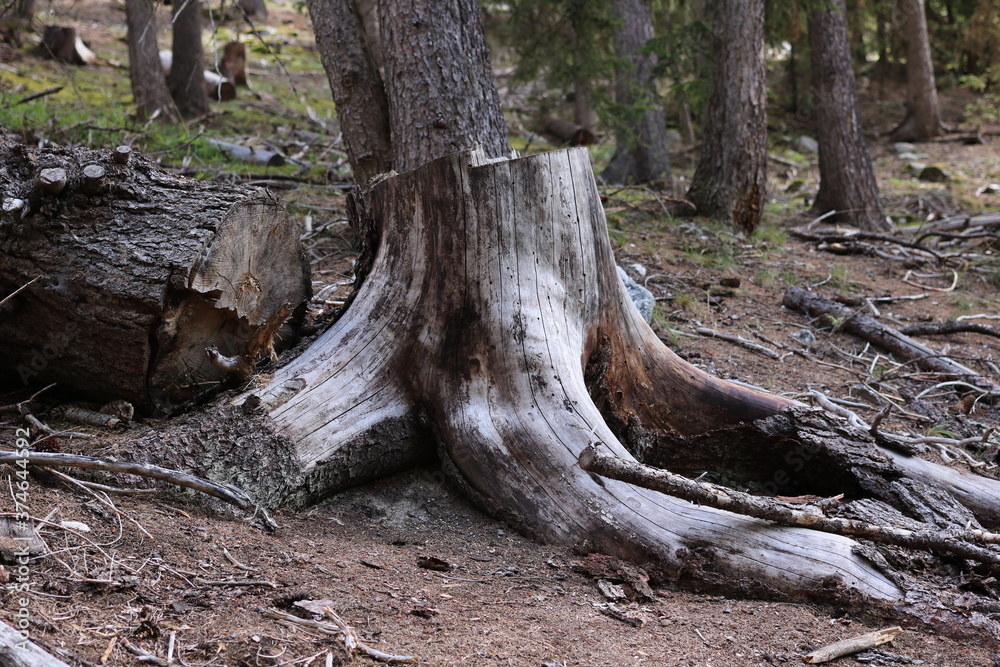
2, 1, 1000, 665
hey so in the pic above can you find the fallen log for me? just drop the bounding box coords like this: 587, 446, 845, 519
0, 620, 73, 667
782, 286, 999, 397
0, 141, 310, 414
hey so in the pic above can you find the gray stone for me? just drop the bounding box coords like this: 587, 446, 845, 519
628, 262, 647, 277
892, 142, 917, 154
789, 329, 816, 346
664, 129, 683, 149
617, 266, 654, 324
793, 135, 819, 154
897, 152, 928, 162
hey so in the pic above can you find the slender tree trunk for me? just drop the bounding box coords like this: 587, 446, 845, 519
686, 0, 766, 234
355, 0, 383, 70
600, 0, 671, 184
807, 0, 887, 231
125, 0, 177, 121
572, 79, 597, 129
896, 0, 942, 140
308, 0, 391, 185
379, 0, 510, 172
168, 0, 209, 118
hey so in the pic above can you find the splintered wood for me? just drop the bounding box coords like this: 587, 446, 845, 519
802, 626, 902, 663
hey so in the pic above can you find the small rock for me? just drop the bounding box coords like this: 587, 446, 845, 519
793, 135, 819, 154
628, 262, 647, 278
892, 142, 917, 154
903, 161, 927, 176
977, 183, 1000, 196
918, 165, 948, 183
664, 129, 683, 148
617, 266, 654, 324
897, 152, 928, 162
789, 329, 816, 346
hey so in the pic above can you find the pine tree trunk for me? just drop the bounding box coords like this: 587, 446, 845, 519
379, 0, 510, 171
125, 0, 176, 121
168, 0, 209, 118
897, 0, 942, 140
601, 0, 671, 184
0, 143, 310, 413
308, 0, 391, 185
807, 0, 887, 231
686, 0, 766, 233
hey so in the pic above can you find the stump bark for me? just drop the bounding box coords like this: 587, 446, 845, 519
0, 143, 310, 414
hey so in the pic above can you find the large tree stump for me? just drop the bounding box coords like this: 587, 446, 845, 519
108, 148, 1000, 640
0, 142, 310, 414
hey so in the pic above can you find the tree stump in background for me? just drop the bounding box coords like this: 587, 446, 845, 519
37, 25, 96, 65
0, 142, 311, 414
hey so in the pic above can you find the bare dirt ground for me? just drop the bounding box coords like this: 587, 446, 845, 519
3, 1, 1000, 665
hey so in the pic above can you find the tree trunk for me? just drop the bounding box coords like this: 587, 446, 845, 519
685, 0, 766, 234
239, 0, 267, 20
893, 0, 942, 141
807, 0, 887, 231
355, 0, 383, 70
600, 0, 671, 184
307, 0, 391, 185
125, 0, 176, 121
0, 143, 310, 414
379, 0, 511, 171
167, 0, 209, 118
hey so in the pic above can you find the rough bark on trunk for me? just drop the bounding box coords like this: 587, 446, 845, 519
307, 0, 391, 185
0, 143, 310, 414
167, 0, 209, 118
893, 0, 943, 141
379, 0, 511, 171
807, 0, 887, 231
600, 0, 672, 184
686, 0, 766, 234
125, 0, 176, 121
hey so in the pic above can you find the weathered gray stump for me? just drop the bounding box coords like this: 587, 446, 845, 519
0, 142, 310, 414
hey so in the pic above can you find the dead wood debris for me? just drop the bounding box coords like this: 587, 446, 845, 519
578, 445, 1000, 570
694, 327, 780, 359
803, 626, 903, 664
262, 607, 417, 663
782, 286, 1000, 401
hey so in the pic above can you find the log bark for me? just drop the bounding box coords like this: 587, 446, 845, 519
0, 142, 310, 414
